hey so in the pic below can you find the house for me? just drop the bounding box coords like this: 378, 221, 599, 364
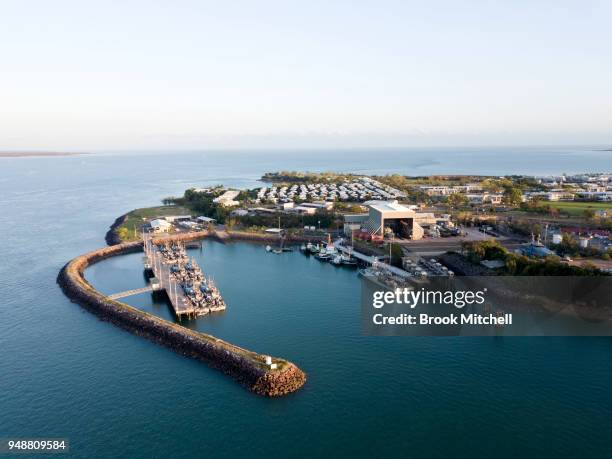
150, 219, 171, 233
197, 216, 217, 224
466, 193, 503, 205
292, 205, 316, 215
575, 191, 612, 201
538, 191, 575, 201
213, 190, 241, 207
299, 201, 334, 211
280, 202, 295, 210
179, 221, 198, 229
164, 215, 191, 222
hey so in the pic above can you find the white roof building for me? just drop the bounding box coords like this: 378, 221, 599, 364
213, 190, 241, 207
150, 219, 171, 232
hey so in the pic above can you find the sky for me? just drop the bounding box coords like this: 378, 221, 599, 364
1, 0, 611, 151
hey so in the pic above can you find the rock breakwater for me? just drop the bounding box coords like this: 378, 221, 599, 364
57, 239, 306, 397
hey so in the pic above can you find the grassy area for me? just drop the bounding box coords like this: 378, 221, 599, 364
117, 205, 192, 241
541, 201, 610, 217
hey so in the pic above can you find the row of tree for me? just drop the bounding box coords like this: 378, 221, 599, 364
461, 240, 604, 276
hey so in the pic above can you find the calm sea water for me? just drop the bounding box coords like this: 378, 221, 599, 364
1, 147, 612, 458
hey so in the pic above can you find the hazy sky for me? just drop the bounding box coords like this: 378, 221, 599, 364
1, 0, 611, 150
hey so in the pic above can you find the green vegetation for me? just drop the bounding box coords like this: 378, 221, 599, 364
333, 202, 366, 213
166, 188, 233, 223
117, 205, 192, 241
537, 201, 610, 217
447, 193, 468, 209
390, 242, 403, 268
227, 211, 341, 232
515, 201, 611, 230
375, 174, 431, 202
461, 240, 605, 276
502, 187, 523, 207
262, 171, 357, 184
381, 175, 490, 186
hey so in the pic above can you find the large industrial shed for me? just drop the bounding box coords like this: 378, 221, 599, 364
343, 200, 425, 240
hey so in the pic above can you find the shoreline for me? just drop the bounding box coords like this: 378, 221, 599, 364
57, 234, 306, 397
105, 210, 322, 247
0, 151, 88, 158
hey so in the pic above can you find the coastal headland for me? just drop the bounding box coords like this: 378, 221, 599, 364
57, 231, 306, 397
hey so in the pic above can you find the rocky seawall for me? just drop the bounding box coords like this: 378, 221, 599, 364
105, 213, 128, 245
57, 239, 306, 397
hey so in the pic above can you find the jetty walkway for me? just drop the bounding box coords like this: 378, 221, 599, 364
109, 286, 154, 300
333, 240, 411, 278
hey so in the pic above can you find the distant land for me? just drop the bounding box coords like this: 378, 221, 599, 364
0, 151, 88, 158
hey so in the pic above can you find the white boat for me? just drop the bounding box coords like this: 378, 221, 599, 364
265, 245, 272, 252
331, 255, 343, 265
315, 246, 330, 260
300, 244, 307, 251
309, 243, 320, 254
341, 252, 357, 266
325, 244, 337, 257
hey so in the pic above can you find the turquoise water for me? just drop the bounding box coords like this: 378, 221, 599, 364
1, 148, 612, 458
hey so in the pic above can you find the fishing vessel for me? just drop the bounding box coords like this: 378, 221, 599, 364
315, 246, 330, 260
341, 252, 358, 266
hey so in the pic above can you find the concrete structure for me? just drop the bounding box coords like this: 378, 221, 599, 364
367, 201, 416, 233
343, 214, 367, 235
346, 200, 423, 239
342, 200, 452, 240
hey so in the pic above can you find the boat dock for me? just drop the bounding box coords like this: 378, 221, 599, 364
142, 234, 200, 318
333, 240, 412, 278
142, 233, 226, 318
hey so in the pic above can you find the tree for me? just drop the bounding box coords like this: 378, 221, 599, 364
117, 227, 130, 241
558, 234, 579, 256
503, 187, 523, 207
390, 243, 403, 268
505, 255, 517, 275
583, 208, 596, 220
447, 193, 468, 209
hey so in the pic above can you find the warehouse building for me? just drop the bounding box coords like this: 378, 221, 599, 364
343, 200, 424, 240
